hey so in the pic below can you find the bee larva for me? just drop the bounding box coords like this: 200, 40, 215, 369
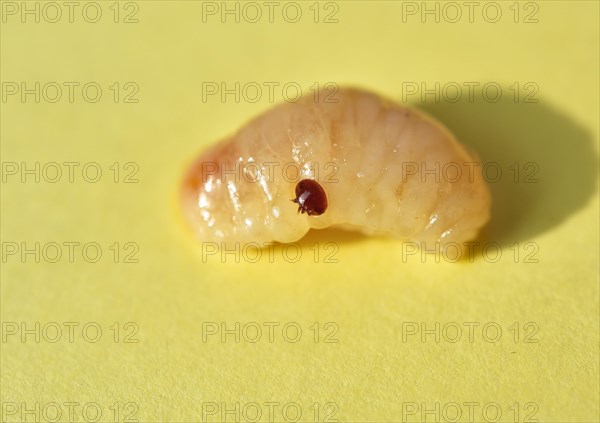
181, 88, 491, 247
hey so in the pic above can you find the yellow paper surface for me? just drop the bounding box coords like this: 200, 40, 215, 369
1, 1, 599, 422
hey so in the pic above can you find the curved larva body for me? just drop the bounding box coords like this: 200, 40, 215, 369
181, 89, 490, 247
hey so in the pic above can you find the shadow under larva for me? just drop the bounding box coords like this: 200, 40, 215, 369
417, 88, 598, 248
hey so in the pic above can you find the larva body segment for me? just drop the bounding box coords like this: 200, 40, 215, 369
181, 88, 491, 247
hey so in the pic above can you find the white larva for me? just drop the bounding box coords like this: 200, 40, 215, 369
181, 88, 491, 247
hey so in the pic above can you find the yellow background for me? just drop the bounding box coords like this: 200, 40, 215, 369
1, 1, 599, 422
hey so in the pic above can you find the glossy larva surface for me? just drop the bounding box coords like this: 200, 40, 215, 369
181, 88, 491, 247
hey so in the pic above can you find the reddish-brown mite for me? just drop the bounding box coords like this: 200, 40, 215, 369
291, 179, 328, 216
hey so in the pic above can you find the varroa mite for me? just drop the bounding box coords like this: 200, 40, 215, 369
291, 179, 328, 216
